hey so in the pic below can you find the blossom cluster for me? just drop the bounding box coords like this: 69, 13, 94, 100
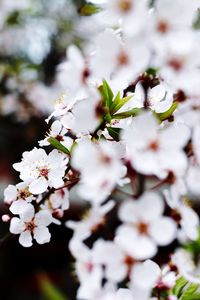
3, 0, 200, 299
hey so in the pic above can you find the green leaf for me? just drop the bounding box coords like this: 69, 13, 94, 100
111, 95, 133, 115
79, 3, 101, 16
180, 283, 199, 300
155, 102, 178, 122
38, 274, 67, 300
112, 108, 140, 119
48, 137, 70, 156
107, 127, 121, 141
99, 80, 114, 110
172, 277, 188, 297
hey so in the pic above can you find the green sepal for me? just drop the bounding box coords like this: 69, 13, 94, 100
48, 137, 70, 156
79, 3, 101, 16
107, 127, 121, 141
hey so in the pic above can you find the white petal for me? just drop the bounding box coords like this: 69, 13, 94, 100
34, 210, 52, 227
4, 185, 17, 203
20, 203, 35, 222
10, 200, 30, 215
150, 217, 177, 246
29, 177, 48, 195
19, 230, 33, 247
34, 227, 51, 244
131, 260, 160, 290
138, 192, 164, 221
10, 217, 25, 234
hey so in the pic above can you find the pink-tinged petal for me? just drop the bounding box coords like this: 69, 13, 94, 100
4, 185, 17, 204
131, 260, 160, 290
10, 217, 25, 234
34, 210, 52, 227
19, 230, 33, 247
34, 227, 51, 244
10, 200, 30, 215
29, 177, 48, 195
150, 217, 177, 246
20, 204, 35, 222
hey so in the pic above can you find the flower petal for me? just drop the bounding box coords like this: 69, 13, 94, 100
150, 217, 177, 246
29, 177, 48, 195
34, 227, 51, 244
10, 217, 25, 234
19, 230, 33, 247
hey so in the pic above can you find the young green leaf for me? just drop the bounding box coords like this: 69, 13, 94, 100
180, 283, 199, 300
112, 108, 140, 119
99, 80, 114, 110
111, 95, 133, 115
48, 137, 70, 156
156, 102, 178, 122
172, 277, 188, 297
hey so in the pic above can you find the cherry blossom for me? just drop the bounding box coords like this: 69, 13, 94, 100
122, 112, 190, 179
116, 192, 177, 259
10, 204, 52, 247
13, 148, 68, 194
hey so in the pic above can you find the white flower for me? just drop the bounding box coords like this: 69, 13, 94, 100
164, 188, 199, 241
69, 239, 103, 300
91, 29, 150, 87
42, 188, 70, 225
57, 45, 90, 98
130, 83, 173, 113
154, 0, 198, 34
10, 204, 52, 247
104, 0, 149, 37
130, 260, 160, 291
4, 182, 35, 215
61, 90, 101, 135
116, 192, 177, 260
66, 201, 114, 241
13, 148, 67, 195
172, 249, 200, 284
72, 138, 125, 203
92, 239, 130, 282
39, 120, 73, 150
122, 112, 190, 179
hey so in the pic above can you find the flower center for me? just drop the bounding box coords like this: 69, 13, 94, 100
157, 20, 170, 34
26, 221, 36, 232
117, 51, 129, 66
137, 222, 149, 235
168, 58, 184, 72
148, 140, 159, 152
82, 67, 90, 84
40, 167, 49, 178
117, 0, 132, 13
85, 262, 93, 273
18, 188, 31, 199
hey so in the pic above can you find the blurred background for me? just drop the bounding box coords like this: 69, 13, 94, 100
0, 0, 99, 298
